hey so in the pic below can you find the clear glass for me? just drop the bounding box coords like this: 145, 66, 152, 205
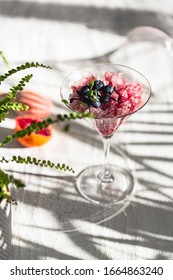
127, 26, 173, 49
111, 26, 173, 100
60, 63, 151, 205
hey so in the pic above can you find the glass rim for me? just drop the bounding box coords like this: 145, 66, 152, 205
126, 25, 172, 39
60, 63, 152, 120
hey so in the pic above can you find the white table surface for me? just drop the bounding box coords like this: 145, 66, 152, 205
1, 0, 173, 260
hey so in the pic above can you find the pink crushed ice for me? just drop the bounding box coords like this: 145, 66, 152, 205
69, 71, 143, 118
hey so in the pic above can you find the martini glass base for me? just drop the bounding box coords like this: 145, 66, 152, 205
76, 165, 134, 205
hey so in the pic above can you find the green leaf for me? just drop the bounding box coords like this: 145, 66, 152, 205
0, 111, 93, 147
0, 62, 51, 83
0, 74, 33, 107
61, 99, 69, 105
0, 111, 8, 122
63, 124, 70, 132
0, 50, 10, 69
90, 96, 98, 102
0, 169, 11, 201
0, 102, 29, 111
13, 178, 25, 188
0, 169, 9, 186
89, 79, 95, 88
0, 156, 75, 173
86, 90, 93, 97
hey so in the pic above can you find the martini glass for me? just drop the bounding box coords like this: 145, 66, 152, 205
60, 64, 151, 205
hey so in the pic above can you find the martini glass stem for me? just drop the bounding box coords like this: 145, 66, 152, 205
102, 136, 114, 183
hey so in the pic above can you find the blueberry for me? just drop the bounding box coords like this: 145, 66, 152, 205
101, 85, 115, 95
100, 95, 110, 103
90, 98, 101, 108
79, 85, 90, 95
93, 80, 104, 90
82, 95, 90, 104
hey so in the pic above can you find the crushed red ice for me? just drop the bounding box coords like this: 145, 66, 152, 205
69, 71, 143, 118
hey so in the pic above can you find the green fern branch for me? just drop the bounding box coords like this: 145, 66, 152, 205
0, 50, 10, 69
0, 111, 93, 147
8, 74, 33, 100
0, 110, 8, 122
0, 156, 75, 173
0, 75, 31, 122
0, 74, 33, 106
0, 102, 29, 111
0, 169, 11, 201
0, 62, 51, 83
0, 171, 26, 202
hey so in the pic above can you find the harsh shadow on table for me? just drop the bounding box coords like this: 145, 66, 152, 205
7, 95, 173, 259
1, 1, 173, 36
8, 157, 173, 260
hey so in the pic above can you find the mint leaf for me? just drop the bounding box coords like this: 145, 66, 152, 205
86, 90, 93, 97
89, 80, 95, 88
61, 99, 69, 105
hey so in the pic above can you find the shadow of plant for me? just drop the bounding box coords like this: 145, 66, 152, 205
1, 1, 173, 36
1, 0, 173, 260
4, 96, 173, 260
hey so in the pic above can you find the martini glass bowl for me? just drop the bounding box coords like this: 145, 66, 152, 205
60, 64, 151, 205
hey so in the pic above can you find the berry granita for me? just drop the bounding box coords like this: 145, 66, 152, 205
69, 71, 143, 119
